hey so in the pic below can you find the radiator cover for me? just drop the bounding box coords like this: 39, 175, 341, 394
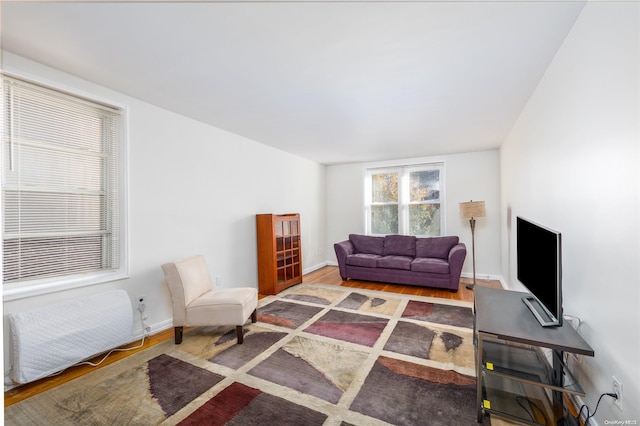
9, 289, 133, 385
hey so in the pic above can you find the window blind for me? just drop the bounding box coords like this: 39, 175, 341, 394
2, 74, 123, 284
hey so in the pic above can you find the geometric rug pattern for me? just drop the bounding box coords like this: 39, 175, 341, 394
4, 283, 489, 426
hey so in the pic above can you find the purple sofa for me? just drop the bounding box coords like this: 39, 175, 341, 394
334, 234, 467, 292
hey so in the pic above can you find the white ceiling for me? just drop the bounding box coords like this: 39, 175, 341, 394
1, 1, 585, 165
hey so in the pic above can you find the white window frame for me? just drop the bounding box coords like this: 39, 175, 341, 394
365, 162, 444, 236
1, 72, 129, 301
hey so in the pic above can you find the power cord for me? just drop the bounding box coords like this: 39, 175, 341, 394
76, 334, 147, 368
576, 392, 618, 425
78, 301, 151, 368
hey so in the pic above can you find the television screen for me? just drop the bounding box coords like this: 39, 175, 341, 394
516, 217, 562, 327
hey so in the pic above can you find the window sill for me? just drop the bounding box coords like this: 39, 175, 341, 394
2, 270, 129, 302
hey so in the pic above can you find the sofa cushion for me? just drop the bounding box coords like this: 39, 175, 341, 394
377, 255, 413, 270
411, 258, 450, 274
345, 253, 381, 268
349, 234, 385, 255
415, 236, 459, 259
383, 235, 417, 257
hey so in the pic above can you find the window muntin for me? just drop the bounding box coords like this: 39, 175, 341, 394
2, 74, 126, 293
366, 163, 443, 236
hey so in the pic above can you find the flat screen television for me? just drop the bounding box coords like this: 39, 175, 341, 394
516, 216, 563, 327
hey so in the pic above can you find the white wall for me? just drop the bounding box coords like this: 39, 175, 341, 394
326, 150, 502, 280
501, 2, 639, 423
1, 52, 327, 375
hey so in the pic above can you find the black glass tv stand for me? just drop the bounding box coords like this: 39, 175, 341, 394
474, 287, 594, 425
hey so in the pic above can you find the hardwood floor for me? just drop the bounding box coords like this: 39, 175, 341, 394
303, 265, 502, 303
4, 266, 501, 407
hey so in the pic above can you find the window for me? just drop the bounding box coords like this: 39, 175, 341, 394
2, 73, 127, 298
365, 163, 444, 236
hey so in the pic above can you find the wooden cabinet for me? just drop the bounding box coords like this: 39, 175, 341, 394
256, 213, 302, 295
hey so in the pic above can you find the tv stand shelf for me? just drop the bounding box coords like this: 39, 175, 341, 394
482, 374, 554, 425
474, 287, 594, 425
481, 340, 585, 395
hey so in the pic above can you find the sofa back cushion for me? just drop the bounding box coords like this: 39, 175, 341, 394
415, 236, 459, 259
383, 235, 417, 257
349, 234, 385, 255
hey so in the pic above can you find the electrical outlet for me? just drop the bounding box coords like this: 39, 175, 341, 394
137, 295, 146, 312
612, 376, 623, 410
215, 276, 221, 287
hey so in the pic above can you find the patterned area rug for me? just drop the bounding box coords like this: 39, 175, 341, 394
5, 284, 490, 426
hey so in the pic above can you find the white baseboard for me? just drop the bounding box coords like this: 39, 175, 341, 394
460, 272, 506, 287
132, 318, 173, 341
303, 261, 329, 275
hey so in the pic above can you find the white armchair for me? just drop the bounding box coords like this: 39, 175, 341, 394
161, 255, 258, 344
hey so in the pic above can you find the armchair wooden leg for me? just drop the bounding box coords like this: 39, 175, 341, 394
174, 326, 183, 344
236, 325, 244, 344
251, 309, 257, 323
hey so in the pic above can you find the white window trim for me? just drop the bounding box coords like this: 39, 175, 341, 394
2, 270, 130, 301
364, 162, 445, 236
1, 71, 130, 302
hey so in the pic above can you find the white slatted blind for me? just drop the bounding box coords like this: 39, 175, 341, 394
2, 74, 123, 284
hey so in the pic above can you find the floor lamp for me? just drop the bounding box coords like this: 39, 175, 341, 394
459, 200, 486, 290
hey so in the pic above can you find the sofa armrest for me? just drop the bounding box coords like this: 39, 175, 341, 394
333, 240, 354, 280
448, 243, 467, 288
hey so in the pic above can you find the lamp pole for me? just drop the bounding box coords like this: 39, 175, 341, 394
467, 217, 477, 290
459, 200, 485, 291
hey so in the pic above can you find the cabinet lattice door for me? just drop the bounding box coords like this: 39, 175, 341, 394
256, 213, 302, 295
